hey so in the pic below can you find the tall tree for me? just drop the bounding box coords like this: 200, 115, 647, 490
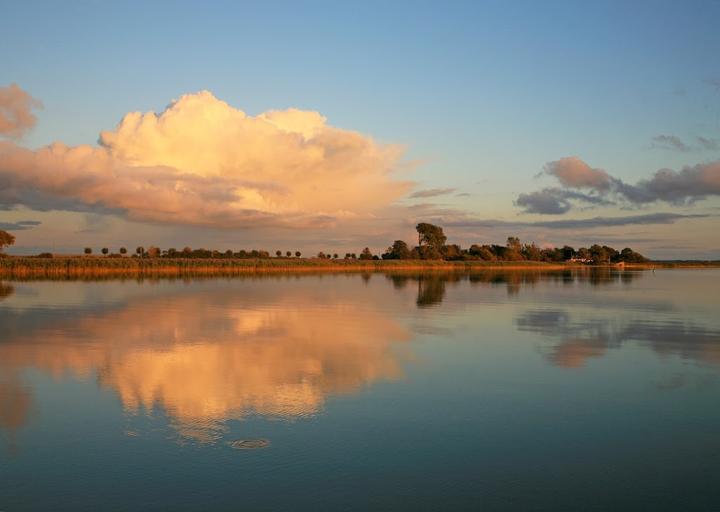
0, 230, 15, 252
416, 223, 447, 248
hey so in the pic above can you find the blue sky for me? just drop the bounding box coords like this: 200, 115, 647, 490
1, 0, 719, 257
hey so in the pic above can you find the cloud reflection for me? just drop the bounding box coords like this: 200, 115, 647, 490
516, 309, 720, 368
0, 371, 32, 453
0, 286, 410, 442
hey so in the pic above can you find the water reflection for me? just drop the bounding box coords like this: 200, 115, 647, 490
516, 309, 720, 367
386, 268, 643, 306
1, 268, 717, 450
0, 285, 411, 443
0, 282, 14, 301
0, 371, 31, 453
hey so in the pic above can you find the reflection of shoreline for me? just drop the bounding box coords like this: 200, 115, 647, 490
516, 309, 720, 368
0, 285, 411, 443
386, 268, 644, 306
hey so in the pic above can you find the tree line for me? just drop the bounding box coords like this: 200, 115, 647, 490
0, 224, 648, 263
374, 223, 648, 264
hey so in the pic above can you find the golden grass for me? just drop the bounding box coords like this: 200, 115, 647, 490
0, 256, 566, 277
0, 256, 716, 278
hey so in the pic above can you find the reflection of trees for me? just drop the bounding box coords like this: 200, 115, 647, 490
0, 281, 14, 301
416, 275, 447, 308
384, 269, 644, 307
516, 309, 720, 368
387, 274, 411, 290
0, 287, 411, 443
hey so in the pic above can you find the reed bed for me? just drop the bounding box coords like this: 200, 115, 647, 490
0, 256, 566, 278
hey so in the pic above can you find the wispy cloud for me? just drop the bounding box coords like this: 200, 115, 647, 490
697, 136, 720, 151
408, 187, 456, 199
651, 134, 690, 152
650, 134, 719, 152
515, 187, 613, 215
443, 212, 709, 230
0, 220, 41, 231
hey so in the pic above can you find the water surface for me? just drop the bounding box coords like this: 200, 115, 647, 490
1, 269, 719, 511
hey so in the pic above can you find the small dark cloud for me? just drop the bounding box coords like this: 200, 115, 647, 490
651, 134, 690, 152
517, 157, 720, 214
0, 181, 124, 215
408, 188, 457, 199
650, 135, 719, 152
515, 187, 613, 215
697, 136, 719, 151
455, 192, 471, 197
544, 157, 612, 191
0, 220, 41, 231
623, 161, 720, 205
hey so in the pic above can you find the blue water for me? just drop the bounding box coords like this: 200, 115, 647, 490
1, 269, 719, 511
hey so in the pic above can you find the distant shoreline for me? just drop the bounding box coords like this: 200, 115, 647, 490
1, 256, 718, 278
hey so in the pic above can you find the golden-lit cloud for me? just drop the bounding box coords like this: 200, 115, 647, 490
0, 83, 41, 139
0, 87, 411, 228
545, 157, 613, 191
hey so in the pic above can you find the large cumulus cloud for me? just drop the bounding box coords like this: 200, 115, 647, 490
0, 88, 411, 228
516, 156, 720, 214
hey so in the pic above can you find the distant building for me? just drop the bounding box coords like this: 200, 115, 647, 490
567, 257, 593, 264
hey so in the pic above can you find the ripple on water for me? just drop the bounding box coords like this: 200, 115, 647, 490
229, 439, 271, 450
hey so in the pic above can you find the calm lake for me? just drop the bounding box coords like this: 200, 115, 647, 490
1, 269, 719, 511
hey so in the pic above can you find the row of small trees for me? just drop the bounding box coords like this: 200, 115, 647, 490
81, 246, 376, 260
83, 246, 307, 259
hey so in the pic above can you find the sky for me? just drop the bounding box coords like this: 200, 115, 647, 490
1, 0, 719, 258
